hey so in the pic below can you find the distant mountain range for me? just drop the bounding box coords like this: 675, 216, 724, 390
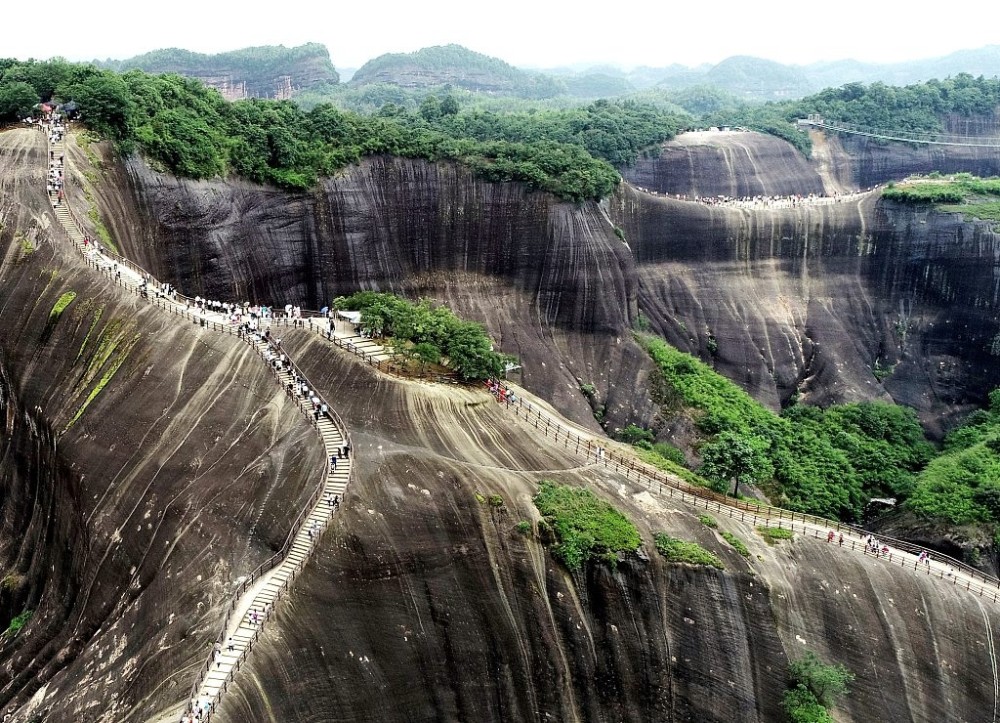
98, 42, 1000, 103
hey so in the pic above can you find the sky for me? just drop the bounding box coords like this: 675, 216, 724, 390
5, 0, 998, 71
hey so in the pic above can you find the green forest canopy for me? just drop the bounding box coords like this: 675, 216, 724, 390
0, 58, 684, 201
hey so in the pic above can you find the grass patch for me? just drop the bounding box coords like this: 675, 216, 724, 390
15, 234, 35, 262
42, 291, 79, 341
883, 174, 1000, 218
75, 305, 104, 364
86, 205, 118, 253
515, 521, 532, 535
81, 179, 118, 254
653, 533, 724, 569
720, 531, 751, 558
757, 525, 794, 545
64, 320, 140, 431
4, 610, 32, 637
49, 291, 77, 322
698, 514, 718, 528
533, 481, 641, 570
939, 201, 1000, 223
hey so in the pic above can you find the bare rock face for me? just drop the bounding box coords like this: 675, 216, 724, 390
101, 132, 1000, 433
622, 131, 827, 198
206, 336, 1000, 723
105, 154, 642, 432
612, 186, 1000, 429
3, 125, 1000, 723
0, 130, 322, 721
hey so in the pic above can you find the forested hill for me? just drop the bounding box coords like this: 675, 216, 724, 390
0, 59, 684, 201
350, 44, 565, 99
94, 43, 339, 100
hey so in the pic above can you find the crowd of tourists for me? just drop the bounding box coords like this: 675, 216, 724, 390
632, 187, 875, 209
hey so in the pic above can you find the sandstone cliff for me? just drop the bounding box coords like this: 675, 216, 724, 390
2, 124, 1000, 721
209, 335, 1000, 723
0, 130, 322, 721
96, 130, 1000, 435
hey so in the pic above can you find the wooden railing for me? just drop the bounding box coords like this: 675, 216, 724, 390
491, 384, 1000, 601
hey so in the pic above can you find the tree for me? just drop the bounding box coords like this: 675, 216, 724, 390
0, 81, 38, 122
782, 685, 833, 723
440, 94, 460, 116
419, 94, 442, 122
788, 651, 854, 708
68, 72, 137, 140
699, 430, 773, 497
411, 341, 441, 374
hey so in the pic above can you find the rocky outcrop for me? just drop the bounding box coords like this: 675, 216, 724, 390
627, 127, 1000, 197
94, 129, 1000, 434
208, 335, 1000, 723
0, 130, 323, 721
622, 131, 827, 198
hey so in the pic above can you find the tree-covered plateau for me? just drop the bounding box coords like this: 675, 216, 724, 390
705, 73, 1000, 157
0, 59, 684, 202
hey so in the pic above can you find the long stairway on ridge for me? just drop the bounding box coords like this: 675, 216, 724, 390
45, 123, 353, 723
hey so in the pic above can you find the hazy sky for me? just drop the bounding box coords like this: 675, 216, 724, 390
6, 0, 997, 70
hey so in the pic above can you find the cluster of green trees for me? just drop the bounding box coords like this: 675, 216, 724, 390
783, 652, 853, 723
792, 74, 1000, 134
332, 292, 514, 382
424, 99, 683, 167
639, 335, 934, 520
96, 42, 339, 82
907, 389, 1000, 524
3, 58, 679, 201
533, 481, 641, 570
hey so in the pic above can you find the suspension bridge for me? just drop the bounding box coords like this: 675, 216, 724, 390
798, 117, 1000, 148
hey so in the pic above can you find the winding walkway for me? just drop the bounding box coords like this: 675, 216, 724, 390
46, 129, 352, 722
490, 383, 1000, 603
